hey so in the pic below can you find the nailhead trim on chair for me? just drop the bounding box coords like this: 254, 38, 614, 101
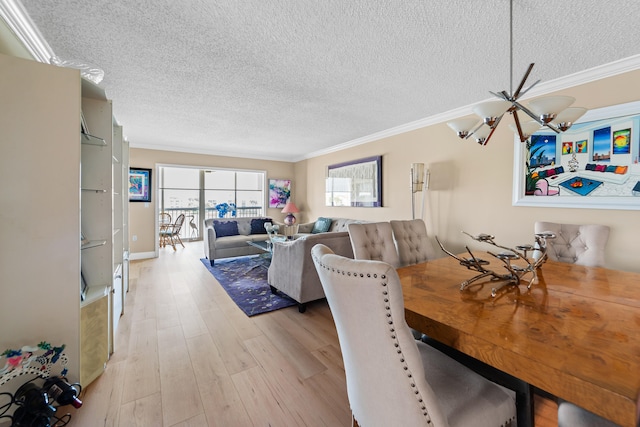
312, 253, 433, 423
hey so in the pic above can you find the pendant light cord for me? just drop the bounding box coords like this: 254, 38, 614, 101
509, 0, 513, 96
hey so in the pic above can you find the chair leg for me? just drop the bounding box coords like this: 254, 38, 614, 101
175, 234, 185, 248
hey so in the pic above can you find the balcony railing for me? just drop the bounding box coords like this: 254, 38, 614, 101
161, 206, 264, 240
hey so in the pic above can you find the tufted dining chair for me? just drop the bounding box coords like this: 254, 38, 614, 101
534, 221, 610, 268
558, 401, 620, 427
311, 244, 517, 427
390, 219, 437, 267
535, 221, 613, 425
348, 222, 400, 268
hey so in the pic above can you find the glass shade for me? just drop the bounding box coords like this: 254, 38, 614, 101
527, 96, 575, 122
508, 121, 541, 139
446, 117, 479, 138
472, 100, 511, 126
473, 125, 491, 144
551, 107, 587, 130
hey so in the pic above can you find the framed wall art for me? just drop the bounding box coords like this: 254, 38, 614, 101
513, 100, 640, 210
269, 179, 291, 208
129, 167, 152, 202
326, 155, 382, 207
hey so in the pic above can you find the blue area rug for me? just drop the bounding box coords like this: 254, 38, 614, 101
200, 256, 296, 316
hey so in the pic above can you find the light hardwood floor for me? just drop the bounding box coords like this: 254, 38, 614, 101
65, 241, 557, 426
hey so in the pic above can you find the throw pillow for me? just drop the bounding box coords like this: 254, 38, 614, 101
250, 218, 271, 235
213, 220, 239, 237
312, 217, 332, 234
585, 163, 596, 171
605, 165, 617, 173
615, 165, 628, 175
595, 164, 606, 172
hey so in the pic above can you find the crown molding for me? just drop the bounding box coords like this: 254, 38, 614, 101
297, 54, 640, 162
0, 0, 54, 63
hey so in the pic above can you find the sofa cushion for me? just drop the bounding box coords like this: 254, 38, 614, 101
214, 220, 239, 237
250, 218, 271, 234
615, 165, 628, 174
312, 217, 332, 234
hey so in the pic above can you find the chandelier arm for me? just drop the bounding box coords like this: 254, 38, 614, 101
512, 110, 527, 142
464, 121, 487, 140
490, 91, 509, 101
512, 63, 536, 98
515, 79, 540, 99
512, 101, 544, 124
514, 101, 563, 134
481, 119, 502, 146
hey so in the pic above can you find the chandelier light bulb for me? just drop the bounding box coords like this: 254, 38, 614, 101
527, 96, 575, 123
472, 100, 512, 127
446, 117, 480, 138
473, 125, 491, 145
508, 121, 542, 140
551, 107, 587, 131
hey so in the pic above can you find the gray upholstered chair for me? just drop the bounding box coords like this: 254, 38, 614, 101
390, 219, 437, 267
535, 221, 613, 425
311, 244, 517, 427
348, 222, 400, 268
534, 221, 610, 268
558, 401, 620, 427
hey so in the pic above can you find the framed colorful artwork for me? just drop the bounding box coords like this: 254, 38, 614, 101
513, 100, 640, 210
129, 167, 152, 202
269, 179, 291, 208
562, 142, 573, 155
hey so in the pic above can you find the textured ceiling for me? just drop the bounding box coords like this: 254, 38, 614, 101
16, 0, 640, 161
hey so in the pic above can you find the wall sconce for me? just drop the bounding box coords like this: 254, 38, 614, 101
411, 163, 429, 220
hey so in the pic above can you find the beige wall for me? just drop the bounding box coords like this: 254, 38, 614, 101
300, 68, 640, 273
128, 148, 295, 254
129, 69, 640, 273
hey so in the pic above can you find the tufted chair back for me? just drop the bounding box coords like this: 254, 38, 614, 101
390, 219, 436, 267
312, 244, 517, 427
348, 222, 400, 268
534, 221, 610, 267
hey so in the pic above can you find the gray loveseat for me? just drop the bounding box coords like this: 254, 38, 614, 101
267, 218, 361, 312
203, 217, 273, 266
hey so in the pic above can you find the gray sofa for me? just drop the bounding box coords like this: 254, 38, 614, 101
203, 217, 273, 266
267, 218, 361, 312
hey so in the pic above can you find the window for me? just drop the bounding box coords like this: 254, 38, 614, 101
159, 166, 265, 240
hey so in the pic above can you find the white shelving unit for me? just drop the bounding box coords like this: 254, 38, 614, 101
0, 53, 82, 387
80, 79, 114, 386
0, 52, 129, 392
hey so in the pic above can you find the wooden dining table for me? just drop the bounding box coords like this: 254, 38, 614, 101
397, 255, 640, 427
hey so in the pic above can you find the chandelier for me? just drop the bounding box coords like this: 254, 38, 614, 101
447, 0, 586, 145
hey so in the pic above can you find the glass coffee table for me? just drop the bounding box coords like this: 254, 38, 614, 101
247, 236, 287, 258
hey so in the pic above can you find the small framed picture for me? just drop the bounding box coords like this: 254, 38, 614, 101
129, 167, 152, 202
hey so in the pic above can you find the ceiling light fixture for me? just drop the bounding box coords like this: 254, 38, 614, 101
447, 0, 586, 145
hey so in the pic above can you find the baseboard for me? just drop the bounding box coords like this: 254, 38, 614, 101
130, 251, 155, 260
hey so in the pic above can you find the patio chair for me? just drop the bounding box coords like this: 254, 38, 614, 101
160, 213, 186, 250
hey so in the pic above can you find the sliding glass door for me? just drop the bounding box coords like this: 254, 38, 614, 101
159, 166, 265, 241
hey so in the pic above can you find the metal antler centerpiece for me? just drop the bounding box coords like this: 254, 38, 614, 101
436, 231, 556, 297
